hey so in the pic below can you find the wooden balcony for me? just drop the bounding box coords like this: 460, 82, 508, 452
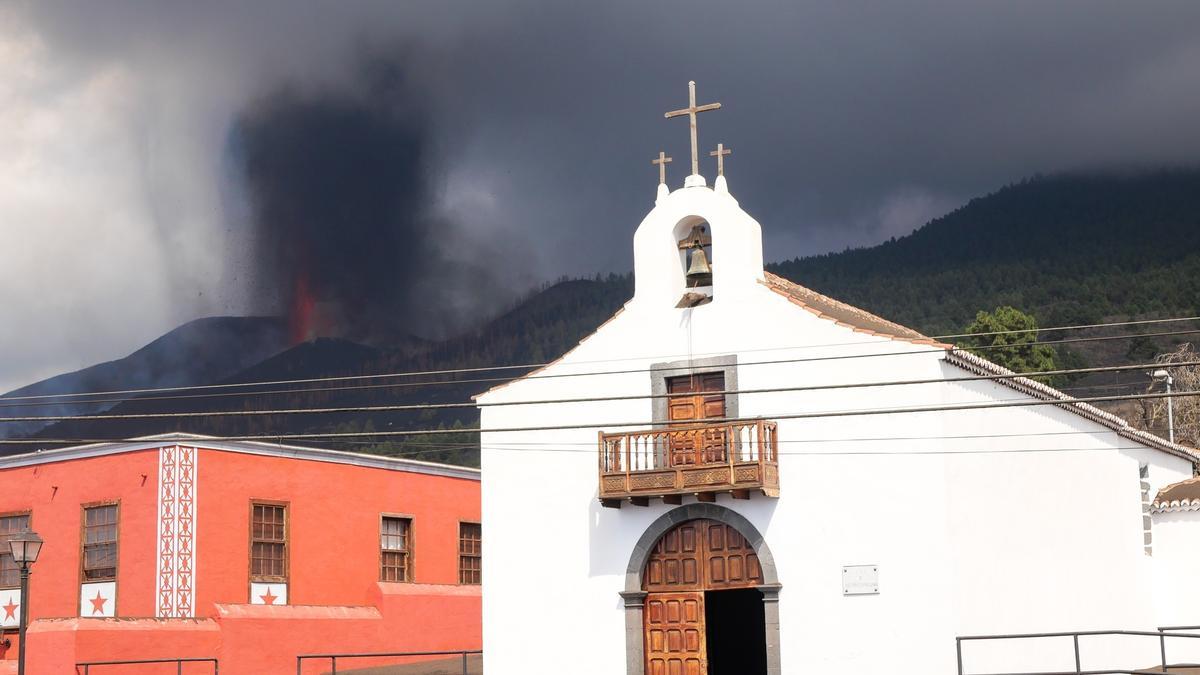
598, 419, 779, 507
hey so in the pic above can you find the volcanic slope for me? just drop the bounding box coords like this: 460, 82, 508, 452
13, 168, 1200, 461
0, 317, 289, 440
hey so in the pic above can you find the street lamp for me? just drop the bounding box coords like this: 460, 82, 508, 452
1153, 369, 1175, 444
8, 530, 42, 675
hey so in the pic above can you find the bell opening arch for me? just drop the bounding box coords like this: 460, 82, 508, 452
619, 503, 782, 675
673, 216, 714, 307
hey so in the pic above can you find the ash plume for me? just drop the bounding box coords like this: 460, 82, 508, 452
8, 1, 1200, 394
234, 61, 457, 345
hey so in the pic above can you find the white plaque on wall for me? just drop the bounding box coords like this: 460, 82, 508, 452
80, 581, 117, 617
842, 565, 879, 595
0, 589, 20, 628
250, 582, 288, 605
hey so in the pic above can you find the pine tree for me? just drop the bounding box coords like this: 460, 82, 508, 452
959, 306, 1062, 380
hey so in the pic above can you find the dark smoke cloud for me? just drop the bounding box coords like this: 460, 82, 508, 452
235, 61, 435, 343
231, 55, 536, 344
7, 1, 1200, 389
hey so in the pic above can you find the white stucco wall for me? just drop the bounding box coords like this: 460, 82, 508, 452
478, 181, 1197, 674
1152, 509, 1200, 665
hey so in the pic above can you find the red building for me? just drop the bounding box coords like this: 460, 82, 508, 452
0, 433, 481, 674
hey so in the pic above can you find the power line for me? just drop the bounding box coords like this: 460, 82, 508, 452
0, 376, 477, 410
0, 340, 1159, 412
274, 441, 1168, 460
482, 442, 1179, 458
928, 315, 1200, 341
1, 319, 1197, 406
0, 433, 1175, 461
333, 427, 1170, 448
0, 427, 1144, 451
2, 389, 1195, 445
3, 359, 1196, 424
0, 428, 1152, 457
1056, 382, 1148, 394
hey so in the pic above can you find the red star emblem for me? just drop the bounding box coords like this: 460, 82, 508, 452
2, 598, 17, 621
258, 588, 278, 605
89, 591, 108, 615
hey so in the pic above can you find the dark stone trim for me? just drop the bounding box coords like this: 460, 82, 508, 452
757, 584, 783, 674
622, 504, 782, 675
649, 355, 739, 426
623, 503, 779, 590
619, 590, 648, 607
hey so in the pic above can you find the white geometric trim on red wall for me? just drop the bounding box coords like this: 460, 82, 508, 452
155, 445, 197, 617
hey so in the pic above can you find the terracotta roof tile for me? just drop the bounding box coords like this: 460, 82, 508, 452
760, 272, 939, 344
946, 350, 1198, 463
1154, 477, 1200, 513
761, 272, 1195, 462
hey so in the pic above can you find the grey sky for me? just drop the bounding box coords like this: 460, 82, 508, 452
3, 0, 1200, 392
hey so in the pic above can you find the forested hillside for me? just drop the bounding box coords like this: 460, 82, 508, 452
771, 169, 1200, 334
13, 168, 1200, 463
23, 277, 635, 464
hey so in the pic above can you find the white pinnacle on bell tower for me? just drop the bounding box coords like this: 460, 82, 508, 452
630, 174, 764, 311
634, 81, 762, 310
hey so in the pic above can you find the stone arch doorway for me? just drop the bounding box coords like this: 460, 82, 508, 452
621, 504, 781, 675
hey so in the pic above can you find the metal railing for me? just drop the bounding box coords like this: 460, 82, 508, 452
296, 649, 481, 675
955, 628, 1200, 675
77, 657, 218, 674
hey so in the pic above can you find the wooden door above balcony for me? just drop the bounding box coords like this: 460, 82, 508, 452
598, 419, 779, 508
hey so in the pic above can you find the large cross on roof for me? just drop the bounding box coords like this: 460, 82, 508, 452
664, 81, 721, 177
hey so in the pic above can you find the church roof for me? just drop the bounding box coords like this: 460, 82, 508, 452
945, 350, 1197, 463
761, 272, 948, 346
0, 432, 480, 481
475, 270, 1194, 464
763, 273, 1195, 462
759, 272, 1196, 461
1153, 477, 1200, 514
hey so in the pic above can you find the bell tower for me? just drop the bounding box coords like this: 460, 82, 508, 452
630, 82, 765, 311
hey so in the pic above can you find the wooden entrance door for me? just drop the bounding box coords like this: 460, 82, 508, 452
644, 520, 763, 592
645, 592, 706, 675
643, 519, 765, 675
666, 373, 727, 466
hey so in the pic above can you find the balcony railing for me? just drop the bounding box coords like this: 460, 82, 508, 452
598, 419, 779, 506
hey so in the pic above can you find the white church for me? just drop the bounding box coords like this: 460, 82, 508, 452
477, 83, 1200, 675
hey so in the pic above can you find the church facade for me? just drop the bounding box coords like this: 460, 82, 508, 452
478, 85, 1200, 674
0, 433, 481, 674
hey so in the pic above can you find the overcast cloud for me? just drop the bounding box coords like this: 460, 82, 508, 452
3, 0, 1200, 392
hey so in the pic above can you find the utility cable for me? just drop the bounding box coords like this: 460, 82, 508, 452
1, 359, 1195, 424
1, 388, 1194, 444
1, 320, 1196, 406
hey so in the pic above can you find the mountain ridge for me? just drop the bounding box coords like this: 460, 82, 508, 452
0, 316, 291, 440
8, 167, 1200, 460
771, 168, 1200, 333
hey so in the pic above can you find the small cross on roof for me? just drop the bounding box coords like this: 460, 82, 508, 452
652, 151, 673, 185
710, 143, 731, 176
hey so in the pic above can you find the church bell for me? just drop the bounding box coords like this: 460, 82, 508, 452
685, 247, 712, 286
